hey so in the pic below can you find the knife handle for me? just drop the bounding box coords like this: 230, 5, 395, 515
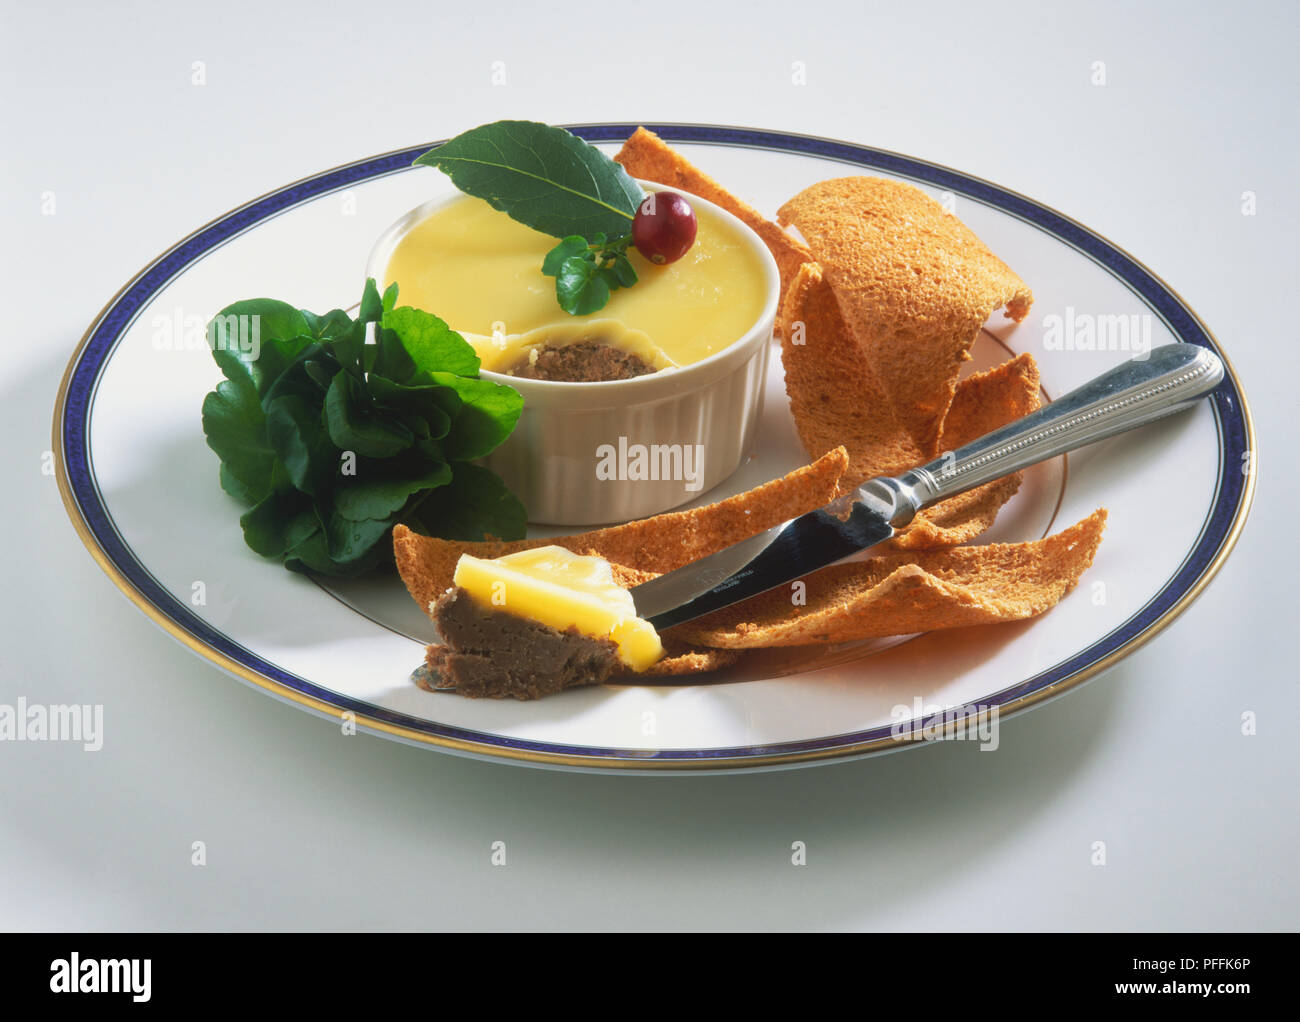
861, 343, 1225, 528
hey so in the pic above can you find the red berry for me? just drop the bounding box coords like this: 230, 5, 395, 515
631, 191, 697, 265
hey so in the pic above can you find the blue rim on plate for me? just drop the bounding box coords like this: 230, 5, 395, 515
53, 124, 1255, 770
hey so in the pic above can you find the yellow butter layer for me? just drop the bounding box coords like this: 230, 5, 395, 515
451, 546, 663, 672
383, 194, 768, 368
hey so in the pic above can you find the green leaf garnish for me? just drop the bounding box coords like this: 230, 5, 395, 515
208, 299, 313, 398
201, 379, 278, 504
324, 511, 393, 565
414, 121, 649, 315
380, 306, 480, 379
555, 256, 609, 316
265, 394, 334, 496
605, 250, 638, 289
427, 372, 525, 461
542, 233, 639, 316
405, 462, 527, 543
541, 235, 591, 276
324, 371, 414, 458
334, 460, 452, 521
200, 279, 526, 576
238, 490, 319, 560
414, 120, 643, 241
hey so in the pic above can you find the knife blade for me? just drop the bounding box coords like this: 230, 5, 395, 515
632, 487, 895, 630
630, 343, 1224, 632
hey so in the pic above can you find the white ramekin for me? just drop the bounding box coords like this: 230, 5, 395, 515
365, 181, 780, 525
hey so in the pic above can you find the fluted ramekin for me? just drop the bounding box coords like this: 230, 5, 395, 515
366, 181, 780, 525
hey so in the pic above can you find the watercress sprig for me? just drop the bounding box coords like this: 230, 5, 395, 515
540, 232, 639, 316
201, 279, 526, 577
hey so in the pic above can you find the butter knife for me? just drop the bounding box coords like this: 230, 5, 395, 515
632, 343, 1225, 630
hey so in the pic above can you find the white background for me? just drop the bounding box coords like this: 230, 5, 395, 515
1, 0, 1294, 930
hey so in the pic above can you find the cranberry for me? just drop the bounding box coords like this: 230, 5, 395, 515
631, 191, 697, 265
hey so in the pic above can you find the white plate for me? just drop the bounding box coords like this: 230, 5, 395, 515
54, 124, 1254, 772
